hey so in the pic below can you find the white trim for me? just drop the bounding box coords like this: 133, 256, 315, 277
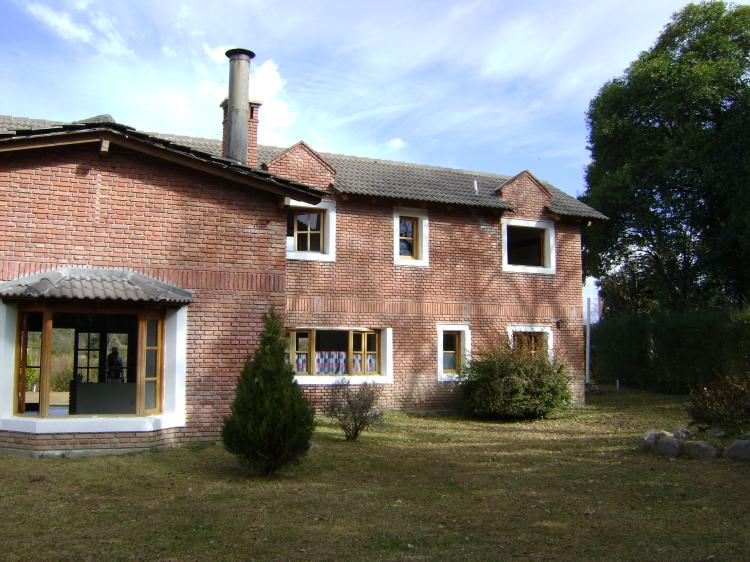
507, 324, 554, 360
294, 327, 393, 385
0, 302, 188, 434
437, 324, 471, 382
501, 217, 556, 274
393, 208, 429, 267
286, 198, 336, 262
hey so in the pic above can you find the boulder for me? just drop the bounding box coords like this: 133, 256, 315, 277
672, 427, 692, 439
656, 436, 682, 458
683, 440, 719, 460
724, 440, 750, 461
708, 429, 726, 439
640, 430, 672, 452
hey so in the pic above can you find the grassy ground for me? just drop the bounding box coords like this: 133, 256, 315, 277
1, 390, 748, 561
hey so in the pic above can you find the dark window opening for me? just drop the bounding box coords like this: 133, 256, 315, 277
513, 331, 548, 355
507, 226, 545, 267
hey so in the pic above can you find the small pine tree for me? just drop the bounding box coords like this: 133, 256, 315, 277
222, 309, 314, 475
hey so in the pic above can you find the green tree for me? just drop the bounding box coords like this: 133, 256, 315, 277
581, 1, 750, 312
222, 309, 314, 475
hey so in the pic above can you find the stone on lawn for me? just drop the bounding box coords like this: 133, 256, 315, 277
683, 440, 718, 460
724, 440, 750, 461
672, 427, 692, 439
640, 430, 672, 452
656, 436, 682, 458
708, 429, 726, 439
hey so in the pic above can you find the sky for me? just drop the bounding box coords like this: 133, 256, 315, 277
1, 0, 744, 199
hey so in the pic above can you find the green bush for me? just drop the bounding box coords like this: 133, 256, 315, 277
222, 309, 315, 475
686, 373, 750, 434
327, 379, 383, 441
459, 344, 571, 420
591, 314, 652, 389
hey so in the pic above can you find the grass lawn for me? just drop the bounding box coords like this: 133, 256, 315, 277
1, 390, 748, 561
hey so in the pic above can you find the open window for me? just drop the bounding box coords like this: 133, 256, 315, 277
289, 327, 393, 384
501, 218, 555, 274
285, 199, 336, 262
393, 208, 429, 267
15, 308, 163, 417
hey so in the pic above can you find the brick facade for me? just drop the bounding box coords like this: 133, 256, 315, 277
0, 131, 587, 455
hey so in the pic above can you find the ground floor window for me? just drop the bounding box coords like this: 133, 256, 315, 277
507, 324, 553, 358
437, 324, 471, 381
16, 307, 164, 417
289, 328, 380, 375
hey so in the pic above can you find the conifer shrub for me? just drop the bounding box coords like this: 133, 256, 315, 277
222, 309, 314, 475
459, 343, 571, 420
327, 379, 383, 441
686, 373, 750, 434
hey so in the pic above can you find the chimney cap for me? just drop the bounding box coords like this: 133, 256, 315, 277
225, 48, 256, 60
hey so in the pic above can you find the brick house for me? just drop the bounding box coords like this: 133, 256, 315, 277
0, 49, 605, 455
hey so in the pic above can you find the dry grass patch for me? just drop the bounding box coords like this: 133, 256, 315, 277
0, 390, 748, 560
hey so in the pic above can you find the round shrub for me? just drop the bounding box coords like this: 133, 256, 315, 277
459, 345, 571, 420
687, 373, 750, 434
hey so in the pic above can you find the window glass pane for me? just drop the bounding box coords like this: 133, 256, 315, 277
295, 353, 309, 373
366, 333, 376, 352
296, 213, 310, 231
295, 332, 309, 353
507, 226, 544, 266
309, 233, 321, 252
366, 353, 377, 373
353, 332, 363, 351
308, 212, 320, 231
443, 333, 457, 352
443, 352, 456, 371
400, 218, 414, 237
352, 353, 363, 373
399, 239, 414, 257
145, 381, 156, 410
89, 332, 100, 348
315, 330, 348, 375
146, 349, 157, 377
297, 233, 308, 252
147, 319, 158, 347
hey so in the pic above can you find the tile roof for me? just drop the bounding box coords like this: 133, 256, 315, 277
0, 268, 193, 303
1, 115, 606, 219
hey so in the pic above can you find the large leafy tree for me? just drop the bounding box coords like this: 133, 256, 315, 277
581, 1, 750, 312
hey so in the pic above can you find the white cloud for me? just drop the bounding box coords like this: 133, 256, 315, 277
162, 45, 177, 57
26, 3, 92, 43
202, 42, 231, 63
251, 60, 297, 147
386, 137, 406, 150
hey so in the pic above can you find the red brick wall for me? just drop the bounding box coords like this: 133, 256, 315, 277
285, 191, 584, 410
0, 143, 288, 450
266, 143, 334, 190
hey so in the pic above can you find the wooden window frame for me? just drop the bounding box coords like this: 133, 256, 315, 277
289, 328, 381, 376
442, 331, 461, 374
292, 209, 324, 253
398, 216, 419, 259
13, 303, 165, 418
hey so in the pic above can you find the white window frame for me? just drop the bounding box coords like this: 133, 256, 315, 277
286, 198, 336, 262
507, 324, 554, 360
393, 208, 429, 267
501, 217, 556, 275
293, 327, 393, 385
437, 324, 471, 382
0, 302, 188, 434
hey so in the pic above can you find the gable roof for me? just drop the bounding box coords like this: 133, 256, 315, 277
0, 115, 606, 219
0, 268, 193, 304
0, 116, 322, 205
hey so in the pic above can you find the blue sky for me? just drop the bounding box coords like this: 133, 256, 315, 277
1, 0, 742, 197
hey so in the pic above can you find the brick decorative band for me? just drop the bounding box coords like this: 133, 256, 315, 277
287, 296, 580, 320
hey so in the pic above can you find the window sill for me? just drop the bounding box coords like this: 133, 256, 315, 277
0, 413, 186, 434
294, 374, 393, 385
438, 373, 462, 382
503, 264, 555, 275
287, 251, 336, 262
394, 258, 429, 268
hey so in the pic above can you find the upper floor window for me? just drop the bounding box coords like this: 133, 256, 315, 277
286, 199, 336, 262
501, 218, 555, 274
393, 208, 429, 267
